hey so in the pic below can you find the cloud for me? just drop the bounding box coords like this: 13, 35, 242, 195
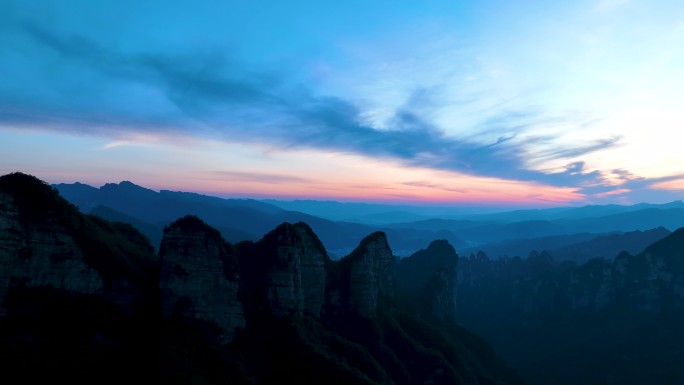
651, 180, 684, 191
532, 137, 623, 162
403, 181, 467, 194
0, 18, 629, 194
582, 171, 684, 204
205, 171, 314, 184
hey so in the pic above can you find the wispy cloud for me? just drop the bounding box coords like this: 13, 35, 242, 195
206, 171, 313, 184
0, 18, 639, 196
403, 181, 467, 194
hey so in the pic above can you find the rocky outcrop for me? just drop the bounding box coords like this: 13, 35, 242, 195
429, 267, 457, 318
567, 257, 612, 309
345, 231, 395, 316
606, 228, 684, 314
0, 191, 103, 315
159, 215, 245, 341
238, 222, 327, 318
455, 229, 684, 385
458, 228, 684, 321
0, 173, 157, 317
395, 239, 459, 319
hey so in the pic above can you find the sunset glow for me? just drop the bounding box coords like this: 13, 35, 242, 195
1, 0, 683, 207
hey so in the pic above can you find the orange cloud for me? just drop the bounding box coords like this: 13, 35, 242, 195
650, 179, 684, 191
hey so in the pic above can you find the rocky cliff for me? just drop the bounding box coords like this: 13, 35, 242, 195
159, 215, 245, 341
326, 231, 395, 317
395, 239, 459, 319
0, 172, 524, 385
457, 230, 684, 385
0, 173, 157, 316
237, 222, 327, 318
459, 232, 684, 318
0, 191, 103, 315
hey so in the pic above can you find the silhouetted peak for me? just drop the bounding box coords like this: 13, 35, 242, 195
358, 230, 389, 248
343, 231, 390, 263
614, 250, 632, 261
643, 226, 684, 258
101, 180, 155, 194
0, 172, 78, 222
402, 239, 458, 266
164, 214, 222, 239
264, 221, 309, 242
52, 181, 97, 190
426, 239, 457, 255
257, 221, 328, 261
0, 171, 54, 195
115, 180, 146, 190
394, 239, 458, 319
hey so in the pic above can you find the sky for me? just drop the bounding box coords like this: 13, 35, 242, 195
1, 0, 684, 208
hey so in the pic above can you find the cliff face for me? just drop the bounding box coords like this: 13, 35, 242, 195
607, 229, 684, 313
395, 239, 459, 319
0, 191, 103, 315
459, 234, 684, 319
238, 222, 327, 318
456, 231, 684, 385
567, 257, 612, 310
345, 231, 395, 316
159, 215, 245, 341
0, 173, 157, 317
429, 267, 457, 318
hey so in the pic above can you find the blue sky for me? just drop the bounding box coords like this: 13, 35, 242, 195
1, 0, 684, 207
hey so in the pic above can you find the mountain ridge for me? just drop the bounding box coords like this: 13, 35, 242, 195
2, 172, 523, 385
53, 180, 470, 256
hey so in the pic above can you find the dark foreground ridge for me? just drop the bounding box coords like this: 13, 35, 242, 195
0, 172, 522, 385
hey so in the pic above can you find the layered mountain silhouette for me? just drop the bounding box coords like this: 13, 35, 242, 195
387, 210, 682, 260
54, 180, 684, 261
53, 181, 468, 257
459, 227, 671, 263
8, 172, 684, 385
1, 172, 522, 385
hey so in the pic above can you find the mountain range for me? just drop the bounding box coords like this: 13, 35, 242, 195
0, 172, 522, 385
54, 180, 684, 261
53, 181, 470, 257
4, 172, 684, 384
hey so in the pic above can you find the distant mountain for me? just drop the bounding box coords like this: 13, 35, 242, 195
89, 205, 166, 247
548, 227, 671, 263
388, 207, 684, 247
53, 181, 467, 257
265, 199, 684, 225
459, 227, 672, 263
54, 180, 684, 259
453, 200, 684, 223
557, 207, 684, 233
262, 199, 513, 224
56, 180, 284, 224
459, 232, 601, 259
